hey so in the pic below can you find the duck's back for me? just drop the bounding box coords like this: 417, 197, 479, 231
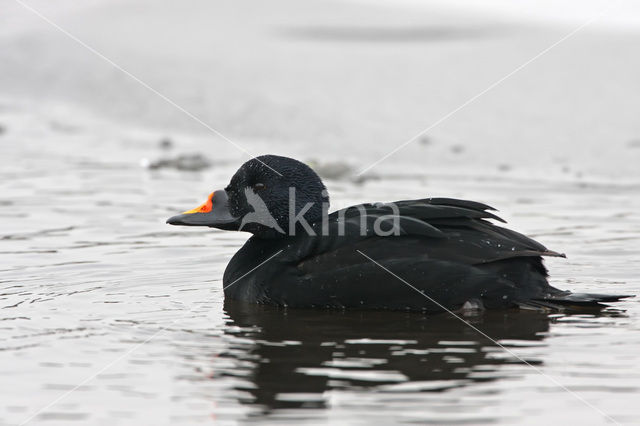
223, 198, 625, 311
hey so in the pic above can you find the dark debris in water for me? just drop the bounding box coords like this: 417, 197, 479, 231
305, 159, 354, 180
279, 25, 497, 43
450, 144, 465, 154
141, 153, 212, 171
304, 158, 384, 184
419, 136, 432, 146
159, 137, 174, 150
49, 121, 81, 133
0, 123, 5, 135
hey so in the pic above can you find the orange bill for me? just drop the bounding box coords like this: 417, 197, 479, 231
182, 192, 214, 214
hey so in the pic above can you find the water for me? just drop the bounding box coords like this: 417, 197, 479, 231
1, 102, 639, 425
2, 0, 640, 424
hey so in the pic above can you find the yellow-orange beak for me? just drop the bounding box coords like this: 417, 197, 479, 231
182, 192, 214, 214
166, 189, 239, 229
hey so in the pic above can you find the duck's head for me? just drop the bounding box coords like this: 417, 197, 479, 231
166, 155, 329, 238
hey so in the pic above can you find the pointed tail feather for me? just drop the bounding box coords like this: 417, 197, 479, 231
516, 293, 633, 312
535, 292, 634, 307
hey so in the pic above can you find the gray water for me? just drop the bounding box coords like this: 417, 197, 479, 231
2, 0, 640, 424
1, 102, 639, 425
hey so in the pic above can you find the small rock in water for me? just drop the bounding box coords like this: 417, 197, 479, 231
142, 153, 211, 171
352, 173, 380, 185
306, 159, 354, 180
159, 137, 174, 150
49, 121, 80, 133
450, 144, 465, 154
497, 164, 511, 172
419, 136, 432, 146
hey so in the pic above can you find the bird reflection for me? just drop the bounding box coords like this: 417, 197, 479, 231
219, 301, 553, 413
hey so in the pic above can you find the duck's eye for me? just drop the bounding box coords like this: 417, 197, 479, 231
253, 183, 266, 191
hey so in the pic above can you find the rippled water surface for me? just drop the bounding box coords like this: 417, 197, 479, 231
1, 102, 639, 425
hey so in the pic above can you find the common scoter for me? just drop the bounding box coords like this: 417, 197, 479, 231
167, 155, 631, 312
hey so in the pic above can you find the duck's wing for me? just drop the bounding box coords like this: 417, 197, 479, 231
262, 198, 631, 311
226, 198, 631, 311
311, 197, 564, 268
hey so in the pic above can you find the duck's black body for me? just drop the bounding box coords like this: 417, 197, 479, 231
222, 198, 621, 312
168, 155, 631, 312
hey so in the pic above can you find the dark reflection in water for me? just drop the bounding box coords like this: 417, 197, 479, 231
221, 301, 552, 414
